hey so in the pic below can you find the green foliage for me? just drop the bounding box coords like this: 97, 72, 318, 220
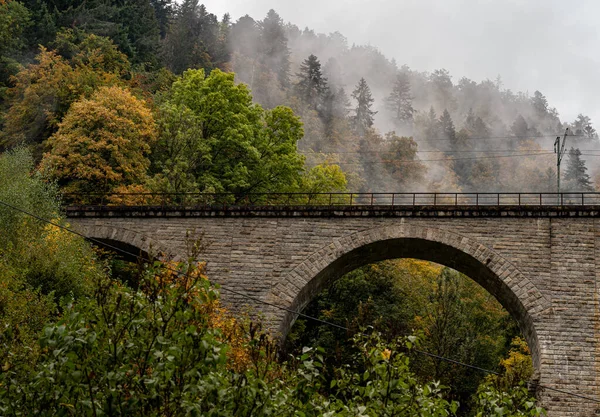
0, 0, 30, 93
474, 385, 544, 417
151, 68, 306, 197
161, 0, 229, 75
0, 148, 102, 376
287, 260, 522, 414
299, 163, 348, 196
295, 54, 328, 112
0, 147, 101, 299
0, 258, 459, 416
474, 338, 544, 416
20, 0, 162, 67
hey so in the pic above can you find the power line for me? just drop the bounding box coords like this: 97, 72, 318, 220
405, 134, 585, 143
307, 149, 600, 155
0, 198, 598, 404
332, 152, 556, 164
311, 149, 556, 154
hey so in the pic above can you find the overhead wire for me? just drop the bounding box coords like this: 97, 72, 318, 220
0, 197, 599, 404
325, 152, 557, 164
375, 134, 585, 143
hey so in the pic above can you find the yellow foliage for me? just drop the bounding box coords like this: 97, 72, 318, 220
41, 86, 157, 196
485, 336, 534, 390
2, 46, 125, 148
150, 261, 255, 372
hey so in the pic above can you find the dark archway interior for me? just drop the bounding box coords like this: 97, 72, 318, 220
91, 238, 151, 263
285, 237, 539, 370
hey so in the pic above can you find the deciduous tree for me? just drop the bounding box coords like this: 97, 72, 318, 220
40, 86, 157, 195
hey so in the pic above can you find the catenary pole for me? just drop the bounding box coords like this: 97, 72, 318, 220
555, 128, 569, 195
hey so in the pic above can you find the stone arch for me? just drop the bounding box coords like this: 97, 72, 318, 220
269, 224, 553, 370
73, 224, 178, 262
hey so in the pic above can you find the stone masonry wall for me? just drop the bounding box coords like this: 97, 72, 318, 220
69, 213, 600, 416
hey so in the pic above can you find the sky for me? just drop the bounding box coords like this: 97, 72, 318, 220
202, 0, 600, 126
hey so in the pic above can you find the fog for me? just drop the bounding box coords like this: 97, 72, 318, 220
203, 0, 600, 125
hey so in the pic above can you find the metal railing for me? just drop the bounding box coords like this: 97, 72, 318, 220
63, 192, 600, 208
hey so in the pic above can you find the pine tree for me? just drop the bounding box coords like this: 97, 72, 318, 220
464, 109, 490, 138
150, 0, 174, 38
321, 87, 350, 139
439, 109, 455, 140
531, 90, 548, 116
510, 115, 529, 138
260, 9, 290, 88
564, 147, 593, 191
422, 107, 439, 141
351, 77, 377, 137
573, 114, 598, 140
162, 0, 222, 74
295, 54, 328, 112
385, 72, 414, 130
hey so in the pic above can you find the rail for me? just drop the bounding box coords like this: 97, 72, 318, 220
63, 192, 600, 208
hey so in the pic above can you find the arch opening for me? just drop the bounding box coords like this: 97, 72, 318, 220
277, 235, 546, 373
91, 238, 152, 263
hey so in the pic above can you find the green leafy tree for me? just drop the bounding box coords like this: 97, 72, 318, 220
288, 261, 521, 414
382, 132, 425, 188
0, 257, 459, 416
152, 69, 305, 198
0, 148, 102, 373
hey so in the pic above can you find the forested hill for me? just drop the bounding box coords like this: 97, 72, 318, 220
0, 0, 597, 193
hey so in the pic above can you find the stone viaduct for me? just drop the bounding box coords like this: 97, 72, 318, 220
66, 203, 600, 416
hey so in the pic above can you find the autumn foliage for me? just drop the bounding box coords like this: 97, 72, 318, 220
40, 86, 157, 195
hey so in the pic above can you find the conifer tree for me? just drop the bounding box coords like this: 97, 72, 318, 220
351, 77, 377, 137
295, 54, 328, 112
564, 147, 593, 191
531, 90, 548, 116
439, 109, 456, 142
573, 114, 598, 140
464, 109, 490, 138
162, 0, 227, 74
385, 72, 414, 130
510, 115, 529, 138
260, 9, 290, 88
423, 107, 439, 141
321, 87, 351, 139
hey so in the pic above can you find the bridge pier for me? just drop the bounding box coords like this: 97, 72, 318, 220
68, 206, 600, 416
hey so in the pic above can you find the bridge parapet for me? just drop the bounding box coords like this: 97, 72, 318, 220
66, 204, 600, 218
63, 191, 600, 208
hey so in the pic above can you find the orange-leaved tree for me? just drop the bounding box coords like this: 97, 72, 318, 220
40, 86, 157, 198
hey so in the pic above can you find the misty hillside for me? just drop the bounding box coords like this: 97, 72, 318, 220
225, 8, 599, 193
